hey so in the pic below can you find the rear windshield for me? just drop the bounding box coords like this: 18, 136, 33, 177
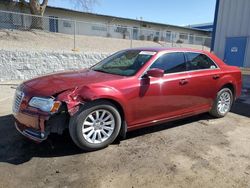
91, 50, 156, 76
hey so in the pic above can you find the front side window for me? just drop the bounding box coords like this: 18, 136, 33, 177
149, 52, 186, 74
186, 53, 217, 71
92, 50, 155, 76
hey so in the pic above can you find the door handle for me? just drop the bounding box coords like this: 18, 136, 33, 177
213, 75, 220, 79
179, 79, 188, 85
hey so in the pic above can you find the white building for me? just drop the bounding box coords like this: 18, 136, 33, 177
0, 1, 211, 45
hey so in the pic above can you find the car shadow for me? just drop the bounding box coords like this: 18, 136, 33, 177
231, 100, 250, 117
0, 112, 214, 165
0, 97, 248, 165
125, 113, 213, 139
0, 114, 83, 165
231, 75, 250, 118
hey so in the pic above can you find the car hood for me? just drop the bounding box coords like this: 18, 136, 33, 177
23, 69, 125, 96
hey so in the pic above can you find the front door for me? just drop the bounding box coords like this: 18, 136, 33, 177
49, 16, 59, 32
166, 31, 171, 42
133, 27, 138, 40
224, 37, 247, 67
130, 52, 193, 126
189, 34, 194, 44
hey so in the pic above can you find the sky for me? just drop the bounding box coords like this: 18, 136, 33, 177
48, 0, 216, 26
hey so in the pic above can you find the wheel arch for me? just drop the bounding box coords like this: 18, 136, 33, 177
91, 98, 125, 121
220, 83, 235, 99
217, 74, 238, 100
78, 97, 128, 139
91, 98, 128, 138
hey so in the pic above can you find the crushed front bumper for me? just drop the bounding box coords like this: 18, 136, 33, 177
12, 86, 71, 143
15, 121, 47, 143
13, 112, 49, 143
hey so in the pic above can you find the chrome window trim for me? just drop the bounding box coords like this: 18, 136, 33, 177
138, 51, 221, 79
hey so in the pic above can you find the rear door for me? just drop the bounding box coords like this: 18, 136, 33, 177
184, 52, 221, 109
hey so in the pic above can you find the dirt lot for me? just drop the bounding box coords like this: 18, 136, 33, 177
0, 77, 249, 188
0, 29, 210, 53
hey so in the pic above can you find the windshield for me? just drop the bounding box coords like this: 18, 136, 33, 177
91, 50, 156, 76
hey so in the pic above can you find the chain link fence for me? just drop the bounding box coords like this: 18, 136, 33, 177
0, 10, 212, 52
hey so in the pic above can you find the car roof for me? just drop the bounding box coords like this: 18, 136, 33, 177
127, 47, 209, 54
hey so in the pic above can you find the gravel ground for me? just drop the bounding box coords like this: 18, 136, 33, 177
0, 77, 249, 188
0, 29, 210, 53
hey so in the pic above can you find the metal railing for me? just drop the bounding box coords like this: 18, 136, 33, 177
0, 10, 212, 51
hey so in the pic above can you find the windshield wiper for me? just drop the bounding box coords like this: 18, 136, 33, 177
92, 68, 126, 76
92, 69, 110, 74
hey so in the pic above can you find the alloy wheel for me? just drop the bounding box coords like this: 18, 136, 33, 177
217, 91, 231, 114
82, 109, 115, 144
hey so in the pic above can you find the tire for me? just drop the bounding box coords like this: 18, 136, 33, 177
209, 88, 233, 118
69, 100, 122, 151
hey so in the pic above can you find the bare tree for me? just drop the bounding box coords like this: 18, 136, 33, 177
29, 0, 48, 29
13, 0, 97, 29
70, 0, 97, 11
30, 0, 48, 16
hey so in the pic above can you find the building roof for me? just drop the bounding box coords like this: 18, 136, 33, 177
188, 22, 213, 27
187, 22, 214, 32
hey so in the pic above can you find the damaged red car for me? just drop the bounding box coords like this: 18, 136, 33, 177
13, 48, 242, 151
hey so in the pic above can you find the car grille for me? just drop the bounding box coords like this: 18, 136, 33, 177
13, 89, 24, 114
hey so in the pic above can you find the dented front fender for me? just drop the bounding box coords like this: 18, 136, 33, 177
56, 85, 126, 116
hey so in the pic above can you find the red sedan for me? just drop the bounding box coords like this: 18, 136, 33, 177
13, 48, 242, 151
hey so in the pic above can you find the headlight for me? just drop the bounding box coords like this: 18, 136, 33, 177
29, 97, 61, 113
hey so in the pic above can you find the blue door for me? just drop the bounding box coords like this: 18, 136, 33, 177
49, 16, 58, 32
224, 37, 247, 67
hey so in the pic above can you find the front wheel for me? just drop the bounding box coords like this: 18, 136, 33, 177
209, 88, 233, 118
69, 100, 122, 151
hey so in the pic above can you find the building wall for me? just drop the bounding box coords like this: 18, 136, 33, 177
213, 0, 250, 67
0, 2, 210, 45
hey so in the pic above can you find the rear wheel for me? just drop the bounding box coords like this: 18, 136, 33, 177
209, 88, 233, 118
69, 101, 121, 151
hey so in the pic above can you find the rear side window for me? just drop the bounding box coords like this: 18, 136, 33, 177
150, 52, 186, 74
186, 53, 217, 71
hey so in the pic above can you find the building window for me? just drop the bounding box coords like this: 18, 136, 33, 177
115, 25, 128, 33
63, 21, 72, 28
195, 36, 203, 42
0, 12, 13, 23
92, 25, 107, 31
179, 33, 188, 40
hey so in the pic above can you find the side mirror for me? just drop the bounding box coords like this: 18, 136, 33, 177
146, 68, 164, 78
